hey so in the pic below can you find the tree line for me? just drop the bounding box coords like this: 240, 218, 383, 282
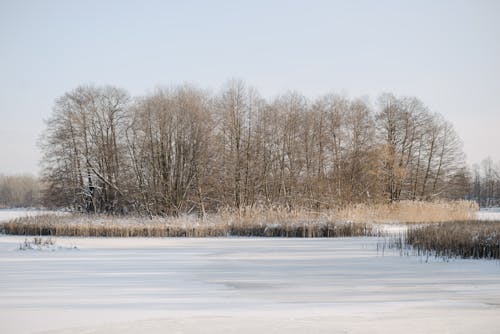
469, 157, 500, 207
39, 81, 469, 215
0, 174, 41, 208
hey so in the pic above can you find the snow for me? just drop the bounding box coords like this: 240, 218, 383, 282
476, 207, 500, 221
0, 236, 499, 333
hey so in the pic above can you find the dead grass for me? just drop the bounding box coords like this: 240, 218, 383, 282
402, 221, 500, 259
218, 200, 478, 225
0, 213, 373, 238
334, 200, 478, 223
0, 200, 480, 238
19, 237, 55, 250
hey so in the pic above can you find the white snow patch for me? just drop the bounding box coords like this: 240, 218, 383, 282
476, 207, 500, 221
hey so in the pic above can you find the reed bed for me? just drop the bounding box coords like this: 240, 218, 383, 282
0, 200, 482, 239
0, 213, 374, 238
401, 220, 500, 259
213, 200, 478, 227
334, 200, 478, 223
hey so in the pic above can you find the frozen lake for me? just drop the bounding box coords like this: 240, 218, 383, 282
0, 236, 499, 333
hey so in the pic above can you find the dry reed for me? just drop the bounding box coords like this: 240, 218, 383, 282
334, 200, 478, 223
216, 200, 478, 225
0, 213, 373, 238
402, 220, 500, 259
0, 200, 481, 238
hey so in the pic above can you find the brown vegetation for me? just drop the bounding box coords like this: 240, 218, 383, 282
0, 201, 479, 237
402, 221, 500, 259
334, 200, 478, 223
40, 83, 469, 216
0, 213, 373, 238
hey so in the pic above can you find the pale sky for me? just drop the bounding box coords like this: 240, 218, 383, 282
0, 0, 499, 175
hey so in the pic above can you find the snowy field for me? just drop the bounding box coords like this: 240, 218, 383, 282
0, 236, 499, 334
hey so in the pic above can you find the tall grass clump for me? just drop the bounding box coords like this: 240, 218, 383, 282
403, 220, 500, 259
19, 237, 55, 250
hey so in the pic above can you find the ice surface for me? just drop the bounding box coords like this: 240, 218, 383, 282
0, 236, 499, 333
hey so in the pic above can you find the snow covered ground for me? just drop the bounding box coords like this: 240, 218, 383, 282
0, 236, 499, 334
476, 207, 500, 221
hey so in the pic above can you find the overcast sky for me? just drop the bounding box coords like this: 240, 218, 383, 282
0, 0, 499, 175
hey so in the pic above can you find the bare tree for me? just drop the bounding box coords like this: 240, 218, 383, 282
40, 83, 469, 214
0, 174, 41, 208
